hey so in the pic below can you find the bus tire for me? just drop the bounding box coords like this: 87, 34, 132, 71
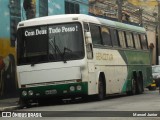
127, 78, 136, 95
97, 76, 105, 101
19, 98, 31, 108
136, 75, 143, 94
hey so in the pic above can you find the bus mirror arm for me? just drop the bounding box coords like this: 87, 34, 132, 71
85, 32, 92, 44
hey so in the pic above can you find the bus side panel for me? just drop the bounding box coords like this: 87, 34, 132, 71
104, 66, 128, 94
123, 50, 152, 91
91, 48, 128, 94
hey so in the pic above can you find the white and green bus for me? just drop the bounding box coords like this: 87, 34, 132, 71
16, 14, 152, 106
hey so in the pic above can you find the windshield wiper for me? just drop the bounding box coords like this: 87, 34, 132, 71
51, 37, 68, 63
63, 47, 72, 60
63, 47, 81, 60
62, 47, 73, 63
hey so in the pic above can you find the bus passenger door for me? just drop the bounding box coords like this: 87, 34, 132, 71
84, 22, 96, 95
85, 32, 97, 95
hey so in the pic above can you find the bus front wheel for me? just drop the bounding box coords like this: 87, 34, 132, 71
19, 98, 31, 109
97, 76, 105, 101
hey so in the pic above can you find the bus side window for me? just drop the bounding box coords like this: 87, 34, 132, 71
133, 34, 141, 49
83, 22, 89, 32
90, 24, 102, 45
140, 34, 148, 50
118, 31, 126, 48
125, 32, 134, 48
110, 29, 120, 47
101, 26, 112, 46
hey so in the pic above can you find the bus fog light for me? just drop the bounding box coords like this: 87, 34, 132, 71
70, 86, 75, 91
77, 85, 82, 91
28, 90, 33, 96
22, 91, 27, 96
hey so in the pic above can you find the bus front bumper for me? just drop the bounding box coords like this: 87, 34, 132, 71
19, 82, 88, 100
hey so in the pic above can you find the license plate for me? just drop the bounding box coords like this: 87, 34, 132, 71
45, 90, 57, 95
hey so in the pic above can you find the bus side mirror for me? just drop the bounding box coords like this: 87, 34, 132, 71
85, 32, 92, 44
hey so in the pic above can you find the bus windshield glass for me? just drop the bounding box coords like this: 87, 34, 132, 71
17, 22, 84, 65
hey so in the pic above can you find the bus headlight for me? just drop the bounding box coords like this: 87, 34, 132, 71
28, 90, 33, 96
22, 91, 27, 96
77, 85, 82, 91
70, 86, 75, 91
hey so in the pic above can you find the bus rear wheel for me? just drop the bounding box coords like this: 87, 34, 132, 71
136, 75, 144, 94
127, 78, 136, 95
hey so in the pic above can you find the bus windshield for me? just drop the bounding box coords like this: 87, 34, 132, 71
17, 22, 84, 65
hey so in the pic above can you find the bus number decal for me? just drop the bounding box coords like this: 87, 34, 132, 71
96, 53, 113, 61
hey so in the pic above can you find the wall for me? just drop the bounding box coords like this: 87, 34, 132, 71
146, 27, 157, 65
48, 0, 65, 15
48, 0, 88, 15
0, 0, 18, 99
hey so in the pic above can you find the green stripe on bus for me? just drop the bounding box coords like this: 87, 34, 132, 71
118, 50, 151, 65
20, 82, 88, 99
